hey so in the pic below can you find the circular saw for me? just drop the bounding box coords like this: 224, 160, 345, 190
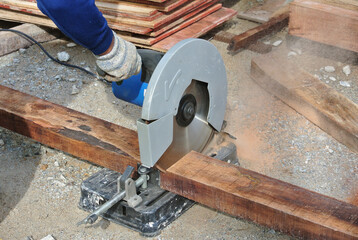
112, 38, 227, 171
79, 39, 229, 232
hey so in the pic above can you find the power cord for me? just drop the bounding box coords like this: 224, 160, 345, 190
0, 28, 106, 81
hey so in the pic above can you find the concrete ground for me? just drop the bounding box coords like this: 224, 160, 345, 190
0, 1, 357, 239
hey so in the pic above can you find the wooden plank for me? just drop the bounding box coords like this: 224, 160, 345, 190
0, 7, 152, 35
0, 0, 215, 30
0, 8, 56, 28
237, 0, 288, 23
117, 4, 222, 45
250, 52, 358, 154
161, 151, 358, 240
214, 31, 273, 54
99, 0, 189, 12
147, 7, 237, 52
105, 0, 215, 28
227, 12, 289, 52
0, 6, 236, 50
0, 23, 56, 56
0, 85, 140, 173
0, 0, 159, 17
308, 0, 358, 11
148, 0, 219, 37
289, 0, 358, 53
96, 5, 163, 21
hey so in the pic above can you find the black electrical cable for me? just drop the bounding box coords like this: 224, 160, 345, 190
0, 28, 106, 81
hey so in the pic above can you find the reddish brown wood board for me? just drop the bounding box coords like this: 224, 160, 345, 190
149, 0, 220, 37
0, 2, 154, 34
0, 0, 160, 18
106, 0, 216, 28
228, 12, 289, 52
98, 7, 163, 21
147, 7, 237, 52
289, 0, 358, 53
0, 85, 140, 173
124, 0, 188, 12
0, 0, 216, 29
118, 3, 222, 45
105, 0, 218, 34
0, 8, 56, 28
96, 1, 161, 18
0, 2, 43, 16
98, 0, 189, 12
161, 151, 358, 240
237, 0, 288, 23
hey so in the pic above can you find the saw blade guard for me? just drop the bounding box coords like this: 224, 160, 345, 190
138, 38, 227, 168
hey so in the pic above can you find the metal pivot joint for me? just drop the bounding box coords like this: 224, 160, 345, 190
77, 165, 147, 226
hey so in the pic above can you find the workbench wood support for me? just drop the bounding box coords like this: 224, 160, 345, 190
161, 151, 358, 240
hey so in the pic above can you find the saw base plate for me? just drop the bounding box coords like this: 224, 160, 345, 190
78, 141, 237, 236
79, 168, 194, 237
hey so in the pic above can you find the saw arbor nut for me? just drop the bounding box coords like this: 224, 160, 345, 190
176, 94, 197, 127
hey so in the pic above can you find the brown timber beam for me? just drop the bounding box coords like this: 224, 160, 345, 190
289, 0, 358, 53
1, 84, 357, 239
227, 12, 289, 52
250, 52, 358, 155
161, 151, 358, 240
0, 85, 140, 172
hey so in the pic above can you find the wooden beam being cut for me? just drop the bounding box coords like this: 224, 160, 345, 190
289, 0, 358, 53
1, 84, 357, 239
0, 85, 140, 173
161, 151, 358, 240
250, 52, 358, 154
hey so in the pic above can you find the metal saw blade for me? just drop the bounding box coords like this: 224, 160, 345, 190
156, 80, 214, 171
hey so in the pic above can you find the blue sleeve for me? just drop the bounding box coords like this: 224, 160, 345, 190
37, 0, 113, 55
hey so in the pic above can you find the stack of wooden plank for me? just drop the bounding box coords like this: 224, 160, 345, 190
0, 0, 237, 51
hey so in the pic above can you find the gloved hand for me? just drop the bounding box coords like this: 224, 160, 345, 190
95, 32, 142, 81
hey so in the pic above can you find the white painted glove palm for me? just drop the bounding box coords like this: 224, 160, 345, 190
95, 33, 142, 81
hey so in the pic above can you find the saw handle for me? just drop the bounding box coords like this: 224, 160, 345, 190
111, 49, 164, 106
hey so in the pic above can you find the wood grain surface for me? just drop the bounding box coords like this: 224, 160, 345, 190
251, 52, 358, 154
289, 0, 358, 53
0, 85, 140, 173
161, 151, 358, 240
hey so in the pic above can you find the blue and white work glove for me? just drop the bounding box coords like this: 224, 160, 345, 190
95, 32, 142, 81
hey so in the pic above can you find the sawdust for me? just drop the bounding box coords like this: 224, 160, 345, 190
234, 125, 276, 170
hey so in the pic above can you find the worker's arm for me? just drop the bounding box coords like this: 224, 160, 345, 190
37, 0, 141, 80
